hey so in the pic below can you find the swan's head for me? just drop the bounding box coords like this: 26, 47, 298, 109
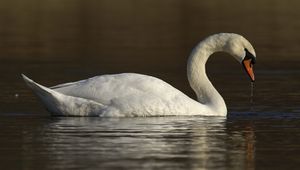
222, 33, 256, 82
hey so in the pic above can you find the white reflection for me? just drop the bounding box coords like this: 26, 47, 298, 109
21, 116, 255, 169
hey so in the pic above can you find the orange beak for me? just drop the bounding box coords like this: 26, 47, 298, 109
242, 59, 255, 82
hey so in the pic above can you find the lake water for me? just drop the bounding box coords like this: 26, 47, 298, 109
1, 0, 300, 169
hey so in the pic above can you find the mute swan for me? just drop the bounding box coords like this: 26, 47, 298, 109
22, 33, 256, 117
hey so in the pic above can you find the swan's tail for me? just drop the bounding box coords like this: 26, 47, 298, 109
21, 74, 104, 116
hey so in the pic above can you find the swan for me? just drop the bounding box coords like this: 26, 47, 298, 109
22, 33, 256, 117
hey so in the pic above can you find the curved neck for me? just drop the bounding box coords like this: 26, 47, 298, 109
187, 35, 227, 115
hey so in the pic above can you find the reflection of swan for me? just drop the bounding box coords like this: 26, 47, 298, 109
22, 117, 252, 169
22, 33, 256, 117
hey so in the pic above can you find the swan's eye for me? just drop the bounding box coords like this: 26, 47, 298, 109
244, 48, 256, 64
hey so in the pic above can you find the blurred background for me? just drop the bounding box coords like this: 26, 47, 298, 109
0, 0, 299, 113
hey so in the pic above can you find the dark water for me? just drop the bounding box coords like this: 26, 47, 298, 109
1, 0, 300, 169
2, 115, 300, 170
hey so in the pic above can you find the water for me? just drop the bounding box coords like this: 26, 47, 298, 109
1, 113, 300, 169
250, 82, 255, 111
1, 0, 300, 169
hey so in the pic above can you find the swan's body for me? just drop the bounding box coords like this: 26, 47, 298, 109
23, 33, 256, 117
23, 73, 211, 117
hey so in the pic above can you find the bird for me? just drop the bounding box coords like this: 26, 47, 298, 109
22, 33, 256, 117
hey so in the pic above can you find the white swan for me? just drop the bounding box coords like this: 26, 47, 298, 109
22, 33, 256, 117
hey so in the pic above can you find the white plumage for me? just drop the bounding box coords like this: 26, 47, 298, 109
22, 33, 256, 117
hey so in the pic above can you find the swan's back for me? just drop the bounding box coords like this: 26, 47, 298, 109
53, 73, 180, 104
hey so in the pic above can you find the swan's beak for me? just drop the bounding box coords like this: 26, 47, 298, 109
242, 59, 255, 82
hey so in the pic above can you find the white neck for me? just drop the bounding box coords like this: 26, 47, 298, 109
187, 34, 228, 115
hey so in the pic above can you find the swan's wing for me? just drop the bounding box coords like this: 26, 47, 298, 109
22, 74, 105, 116
52, 73, 190, 106
50, 80, 86, 89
